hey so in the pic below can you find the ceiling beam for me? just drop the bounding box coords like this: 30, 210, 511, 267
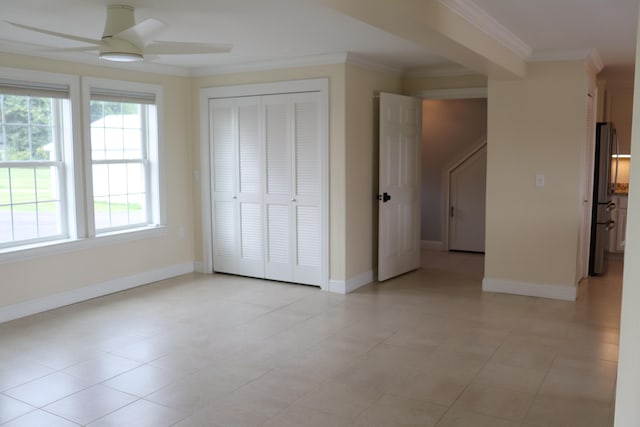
311, 0, 527, 78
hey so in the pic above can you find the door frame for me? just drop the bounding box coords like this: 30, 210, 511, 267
199, 78, 330, 290
443, 138, 487, 251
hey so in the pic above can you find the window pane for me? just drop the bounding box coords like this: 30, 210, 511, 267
91, 95, 152, 233
3, 96, 28, 123
94, 196, 110, 229
36, 167, 57, 202
29, 98, 52, 125
123, 129, 142, 158
110, 195, 128, 227
31, 126, 53, 160
0, 168, 9, 207
92, 164, 109, 197
37, 201, 61, 236
12, 204, 38, 241
108, 164, 127, 196
0, 206, 11, 243
5, 125, 29, 161
10, 168, 36, 204
127, 163, 144, 194
128, 193, 146, 224
0, 92, 66, 248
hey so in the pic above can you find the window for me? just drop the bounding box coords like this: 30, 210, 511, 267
0, 71, 164, 255
84, 79, 163, 235
0, 78, 75, 248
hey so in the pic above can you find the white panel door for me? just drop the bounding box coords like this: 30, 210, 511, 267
236, 97, 264, 278
210, 98, 239, 274
378, 93, 422, 282
264, 94, 292, 282
449, 145, 487, 253
292, 92, 322, 286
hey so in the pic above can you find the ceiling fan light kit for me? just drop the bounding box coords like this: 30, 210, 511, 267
8, 4, 233, 64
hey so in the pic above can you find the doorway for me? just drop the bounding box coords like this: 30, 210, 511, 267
418, 95, 488, 252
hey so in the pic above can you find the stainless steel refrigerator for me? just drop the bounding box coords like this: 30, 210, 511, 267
589, 122, 618, 276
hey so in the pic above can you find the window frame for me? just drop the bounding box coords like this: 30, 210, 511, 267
0, 69, 167, 262
82, 77, 165, 238
0, 67, 83, 251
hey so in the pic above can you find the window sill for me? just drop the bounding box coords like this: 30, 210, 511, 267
0, 225, 167, 265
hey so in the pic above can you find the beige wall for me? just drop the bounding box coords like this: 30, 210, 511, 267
344, 64, 403, 278
485, 61, 591, 290
0, 53, 194, 308
404, 74, 488, 94
190, 64, 348, 281
614, 10, 640, 426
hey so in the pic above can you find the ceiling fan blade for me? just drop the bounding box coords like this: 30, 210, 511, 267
8, 22, 102, 45
37, 46, 99, 53
114, 18, 166, 48
143, 41, 233, 55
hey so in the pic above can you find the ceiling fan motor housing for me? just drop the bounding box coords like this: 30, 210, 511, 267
102, 4, 136, 39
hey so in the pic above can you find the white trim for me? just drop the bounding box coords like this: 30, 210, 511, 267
439, 0, 532, 59
421, 240, 444, 251
482, 277, 577, 301
328, 270, 375, 294
0, 262, 194, 323
414, 87, 487, 100
81, 77, 166, 237
199, 78, 329, 290
344, 53, 404, 76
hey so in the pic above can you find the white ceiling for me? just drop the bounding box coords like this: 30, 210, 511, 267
0, 0, 637, 75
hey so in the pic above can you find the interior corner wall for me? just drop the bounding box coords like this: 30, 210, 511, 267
614, 7, 640, 425
484, 61, 589, 294
421, 98, 487, 242
344, 64, 403, 280
190, 64, 348, 282
0, 53, 195, 311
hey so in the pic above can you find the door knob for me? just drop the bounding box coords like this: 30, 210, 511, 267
377, 192, 391, 203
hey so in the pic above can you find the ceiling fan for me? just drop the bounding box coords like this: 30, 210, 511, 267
8, 4, 232, 63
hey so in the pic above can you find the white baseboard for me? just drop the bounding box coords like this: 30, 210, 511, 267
0, 262, 195, 323
483, 277, 577, 301
328, 270, 375, 294
421, 240, 444, 251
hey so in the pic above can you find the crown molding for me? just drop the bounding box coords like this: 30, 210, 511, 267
439, 0, 532, 59
190, 52, 403, 77
529, 48, 604, 73
344, 53, 404, 76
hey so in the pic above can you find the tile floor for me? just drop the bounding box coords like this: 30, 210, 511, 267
0, 251, 622, 426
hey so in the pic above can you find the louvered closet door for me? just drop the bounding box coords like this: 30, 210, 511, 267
210, 98, 239, 274
291, 92, 322, 286
263, 94, 293, 282
236, 97, 265, 278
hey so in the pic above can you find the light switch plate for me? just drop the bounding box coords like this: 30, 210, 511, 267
535, 174, 545, 187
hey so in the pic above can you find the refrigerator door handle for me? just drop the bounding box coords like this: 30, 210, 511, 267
612, 129, 619, 193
